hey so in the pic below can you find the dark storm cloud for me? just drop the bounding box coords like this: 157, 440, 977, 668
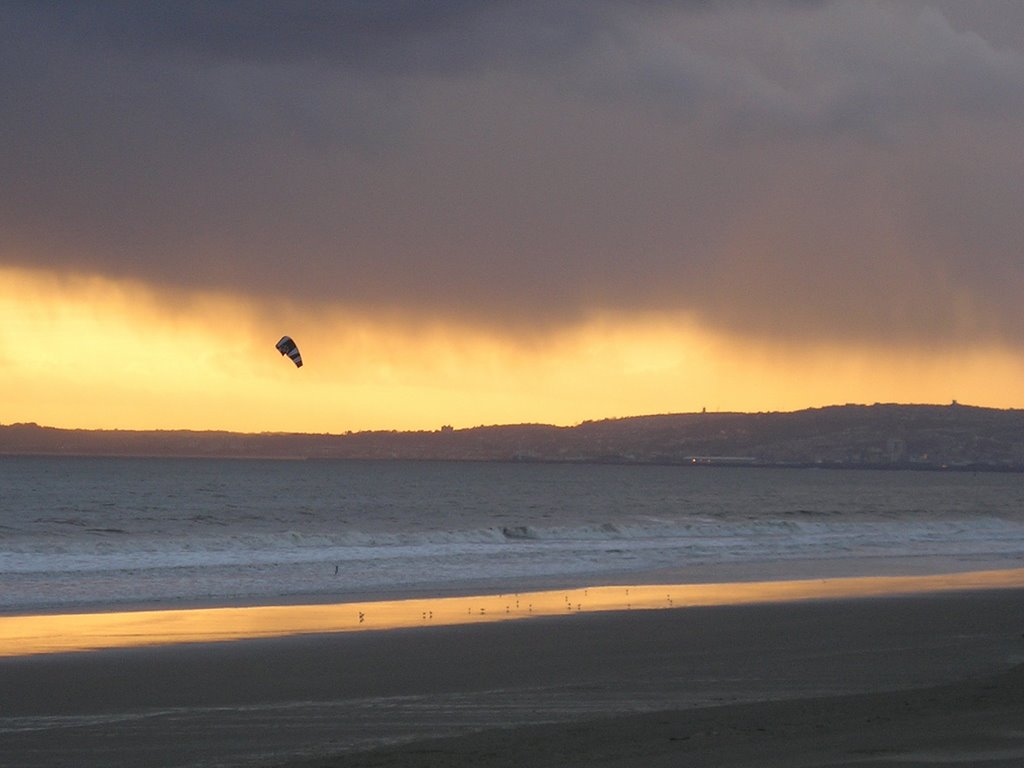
2, 1, 1024, 347
4, 0, 610, 73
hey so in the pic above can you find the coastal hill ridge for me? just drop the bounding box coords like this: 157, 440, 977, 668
4, 403, 1024, 470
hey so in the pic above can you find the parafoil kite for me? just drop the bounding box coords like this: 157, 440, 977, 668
275, 336, 303, 368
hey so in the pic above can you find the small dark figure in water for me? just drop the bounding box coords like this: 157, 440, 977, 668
334, 564, 339, 575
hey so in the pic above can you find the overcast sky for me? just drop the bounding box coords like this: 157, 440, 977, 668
3, 0, 1023, 352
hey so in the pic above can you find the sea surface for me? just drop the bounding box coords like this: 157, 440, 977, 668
3, 456, 1024, 614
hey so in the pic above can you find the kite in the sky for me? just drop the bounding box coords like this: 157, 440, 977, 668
275, 336, 303, 368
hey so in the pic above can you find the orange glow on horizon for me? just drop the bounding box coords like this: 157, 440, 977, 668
2, 568, 1023, 657
3, 266, 1024, 433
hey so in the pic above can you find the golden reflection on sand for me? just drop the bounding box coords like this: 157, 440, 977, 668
2, 568, 1023, 657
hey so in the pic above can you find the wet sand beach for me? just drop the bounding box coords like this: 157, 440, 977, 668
2, 586, 1023, 767
304, 662, 1024, 768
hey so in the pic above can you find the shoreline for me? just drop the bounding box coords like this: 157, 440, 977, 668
6, 449, 1024, 473
3, 566, 1024, 657
7, 551, 1021, 618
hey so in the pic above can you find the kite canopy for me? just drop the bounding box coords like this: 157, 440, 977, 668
275, 336, 303, 368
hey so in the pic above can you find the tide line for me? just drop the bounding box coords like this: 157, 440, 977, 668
2, 568, 1023, 657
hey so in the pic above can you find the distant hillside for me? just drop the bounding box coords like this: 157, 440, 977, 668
4, 403, 1024, 470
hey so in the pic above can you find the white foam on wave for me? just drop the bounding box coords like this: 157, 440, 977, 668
4, 515, 1024, 573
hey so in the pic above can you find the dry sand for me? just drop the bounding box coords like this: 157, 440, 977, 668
1, 588, 1023, 767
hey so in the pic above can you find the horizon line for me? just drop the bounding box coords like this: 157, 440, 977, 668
0, 399, 1009, 437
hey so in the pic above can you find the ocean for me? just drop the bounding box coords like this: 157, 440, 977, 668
3, 456, 1024, 614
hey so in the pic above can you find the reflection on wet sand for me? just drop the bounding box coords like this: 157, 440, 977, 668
3, 567, 1023, 657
